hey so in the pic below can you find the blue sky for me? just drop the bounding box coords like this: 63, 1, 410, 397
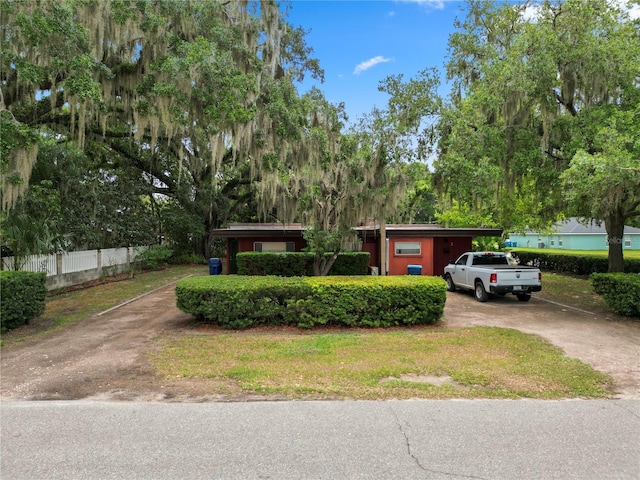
283, 0, 468, 123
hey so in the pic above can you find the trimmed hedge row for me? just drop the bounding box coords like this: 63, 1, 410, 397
590, 273, 640, 318
237, 252, 370, 276
511, 250, 640, 275
176, 275, 446, 329
0, 271, 47, 332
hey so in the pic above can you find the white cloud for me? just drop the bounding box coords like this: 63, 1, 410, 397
395, 0, 446, 10
353, 56, 393, 75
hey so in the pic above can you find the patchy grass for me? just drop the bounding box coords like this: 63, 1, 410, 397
1, 265, 206, 346
4, 265, 616, 400
150, 326, 612, 400
536, 273, 610, 314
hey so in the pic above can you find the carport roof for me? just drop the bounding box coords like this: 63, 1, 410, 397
210, 223, 503, 238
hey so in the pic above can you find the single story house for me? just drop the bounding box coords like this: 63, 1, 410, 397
210, 223, 503, 276
507, 217, 640, 251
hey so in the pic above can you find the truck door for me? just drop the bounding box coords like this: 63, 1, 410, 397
451, 254, 470, 288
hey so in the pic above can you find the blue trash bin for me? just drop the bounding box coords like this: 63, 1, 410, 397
209, 258, 222, 275
407, 264, 422, 275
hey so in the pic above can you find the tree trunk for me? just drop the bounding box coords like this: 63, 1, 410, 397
605, 210, 625, 273
314, 251, 339, 276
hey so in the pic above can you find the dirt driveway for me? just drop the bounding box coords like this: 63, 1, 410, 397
1, 282, 638, 401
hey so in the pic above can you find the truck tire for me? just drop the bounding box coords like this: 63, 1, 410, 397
517, 293, 531, 302
474, 281, 488, 302
444, 274, 456, 292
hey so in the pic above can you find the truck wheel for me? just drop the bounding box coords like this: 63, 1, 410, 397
517, 293, 531, 302
474, 281, 488, 302
445, 274, 456, 292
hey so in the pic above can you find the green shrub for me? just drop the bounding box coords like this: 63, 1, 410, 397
236, 252, 370, 276
237, 252, 310, 276
136, 245, 173, 270
168, 253, 208, 265
511, 251, 640, 275
0, 271, 47, 332
328, 252, 371, 275
176, 275, 446, 329
590, 273, 640, 317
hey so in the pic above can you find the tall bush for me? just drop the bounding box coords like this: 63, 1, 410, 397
0, 271, 47, 332
590, 273, 640, 317
511, 251, 640, 275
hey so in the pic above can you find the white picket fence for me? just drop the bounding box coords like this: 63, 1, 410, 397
1, 247, 147, 290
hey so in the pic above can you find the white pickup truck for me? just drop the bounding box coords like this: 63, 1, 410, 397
443, 252, 541, 302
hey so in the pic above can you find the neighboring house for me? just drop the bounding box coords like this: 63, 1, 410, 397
210, 223, 503, 276
507, 218, 640, 251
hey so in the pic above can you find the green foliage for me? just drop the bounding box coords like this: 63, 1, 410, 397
0, 270, 47, 332
2, 0, 324, 259
237, 252, 309, 276
0, 112, 39, 168
28, 142, 158, 250
168, 253, 207, 265
590, 273, 640, 317
136, 245, 173, 270
1, 180, 67, 268
428, 0, 640, 234
176, 275, 446, 329
510, 250, 640, 275
236, 252, 370, 276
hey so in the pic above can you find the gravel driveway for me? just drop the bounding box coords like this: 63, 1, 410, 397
1, 283, 638, 401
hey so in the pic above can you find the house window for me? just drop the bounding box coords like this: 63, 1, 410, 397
254, 242, 295, 252
624, 237, 631, 247
550, 239, 555, 246
558, 238, 563, 247
395, 241, 421, 255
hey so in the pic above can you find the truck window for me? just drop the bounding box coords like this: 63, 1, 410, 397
472, 255, 509, 266
456, 255, 469, 266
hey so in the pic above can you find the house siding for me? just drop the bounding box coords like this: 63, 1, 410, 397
432, 236, 473, 276
387, 237, 434, 276
507, 233, 640, 250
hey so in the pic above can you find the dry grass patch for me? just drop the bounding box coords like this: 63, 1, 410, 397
150, 326, 612, 400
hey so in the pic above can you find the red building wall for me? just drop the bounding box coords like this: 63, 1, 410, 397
431, 237, 473, 276
360, 236, 379, 272
387, 237, 434, 276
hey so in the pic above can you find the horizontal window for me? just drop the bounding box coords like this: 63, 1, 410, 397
395, 241, 421, 255
254, 242, 295, 252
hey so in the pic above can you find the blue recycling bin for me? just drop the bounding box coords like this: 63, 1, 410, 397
209, 258, 222, 275
407, 264, 422, 275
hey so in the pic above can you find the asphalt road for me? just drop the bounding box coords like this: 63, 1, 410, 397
2, 399, 639, 480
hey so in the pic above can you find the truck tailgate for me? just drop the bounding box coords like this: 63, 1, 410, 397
494, 267, 539, 287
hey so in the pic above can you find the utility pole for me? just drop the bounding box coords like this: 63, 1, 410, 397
379, 217, 386, 276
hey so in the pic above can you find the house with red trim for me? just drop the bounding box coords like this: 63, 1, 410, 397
210, 223, 503, 276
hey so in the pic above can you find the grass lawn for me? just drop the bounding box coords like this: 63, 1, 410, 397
535, 273, 610, 313
151, 326, 611, 400
2, 263, 615, 399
